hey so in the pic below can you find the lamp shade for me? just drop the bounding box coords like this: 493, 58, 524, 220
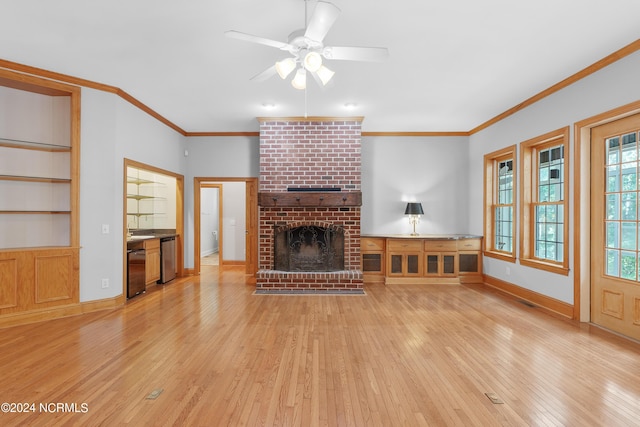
316, 65, 335, 86
303, 51, 323, 72
291, 68, 307, 90
275, 58, 296, 79
404, 202, 424, 215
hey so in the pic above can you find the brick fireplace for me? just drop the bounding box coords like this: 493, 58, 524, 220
256, 117, 364, 294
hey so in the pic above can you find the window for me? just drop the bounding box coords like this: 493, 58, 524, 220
483, 145, 517, 262
520, 127, 569, 275
604, 130, 640, 280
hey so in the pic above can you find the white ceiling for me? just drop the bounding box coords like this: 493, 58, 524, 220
1, 0, 639, 133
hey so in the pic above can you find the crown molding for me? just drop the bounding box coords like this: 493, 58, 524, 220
362, 131, 470, 137
2, 38, 639, 137
186, 131, 260, 137
0, 58, 187, 136
468, 38, 640, 135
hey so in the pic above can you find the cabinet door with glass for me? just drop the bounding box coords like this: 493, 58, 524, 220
387, 239, 423, 277
457, 238, 483, 283
424, 240, 458, 277
361, 238, 385, 280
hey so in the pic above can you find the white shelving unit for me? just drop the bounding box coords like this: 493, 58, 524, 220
126, 167, 167, 230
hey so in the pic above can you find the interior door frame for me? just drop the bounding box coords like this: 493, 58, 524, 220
575, 99, 640, 322
193, 177, 258, 276
200, 183, 223, 266
123, 159, 185, 294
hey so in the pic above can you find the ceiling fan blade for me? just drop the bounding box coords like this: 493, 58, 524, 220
322, 46, 389, 62
304, 1, 341, 42
224, 30, 292, 50
250, 65, 277, 82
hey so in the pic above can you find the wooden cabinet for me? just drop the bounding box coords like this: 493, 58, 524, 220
0, 68, 80, 319
387, 239, 423, 277
361, 237, 385, 283
361, 235, 482, 285
144, 239, 161, 286
424, 240, 458, 281
457, 238, 483, 284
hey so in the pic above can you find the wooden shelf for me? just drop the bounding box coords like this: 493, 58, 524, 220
259, 191, 362, 207
0, 211, 71, 214
0, 137, 71, 152
0, 174, 70, 183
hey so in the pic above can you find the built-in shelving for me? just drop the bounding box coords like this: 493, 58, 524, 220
361, 235, 483, 285
0, 67, 80, 318
126, 170, 167, 228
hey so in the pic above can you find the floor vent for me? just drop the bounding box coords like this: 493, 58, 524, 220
485, 392, 504, 404
146, 389, 164, 400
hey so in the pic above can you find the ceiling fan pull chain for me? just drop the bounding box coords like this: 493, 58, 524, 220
304, 0, 308, 28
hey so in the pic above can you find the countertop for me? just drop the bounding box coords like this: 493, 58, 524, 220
126, 232, 178, 249
361, 234, 482, 240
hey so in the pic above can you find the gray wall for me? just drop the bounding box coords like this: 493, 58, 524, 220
80, 88, 187, 302
361, 136, 470, 235
468, 50, 640, 304
184, 136, 259, 267
74, 48, 640, 307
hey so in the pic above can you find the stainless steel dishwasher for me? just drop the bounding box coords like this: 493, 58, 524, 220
160, 236, 176, 283
127, 243, 146, 298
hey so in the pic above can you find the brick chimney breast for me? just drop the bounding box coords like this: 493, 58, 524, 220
256, 117, 363, 294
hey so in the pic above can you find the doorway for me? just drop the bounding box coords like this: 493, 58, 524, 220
194, 177, 258, 276
576, 100, 640, 339
590, 112, 640, 340
200, 184, 222, 267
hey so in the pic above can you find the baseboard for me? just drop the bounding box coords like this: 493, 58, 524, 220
479, 274, 575, 319
221, 260, 245, 266
81, 295, 125, 313
0, 295, 124, 329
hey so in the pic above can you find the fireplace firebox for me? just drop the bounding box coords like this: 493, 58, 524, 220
274, 225, 344, 272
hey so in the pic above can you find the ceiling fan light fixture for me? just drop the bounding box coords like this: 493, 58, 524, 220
291, 68, 307, 90
275, 58, 297, 79
316, 65, 335, 86
303, 51, 323, 72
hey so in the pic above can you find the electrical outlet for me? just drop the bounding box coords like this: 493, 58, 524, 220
101, 278, 109, 288
102, 224, 110, 234
505, 267, 511, 276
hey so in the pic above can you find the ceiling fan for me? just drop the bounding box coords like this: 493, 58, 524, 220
225, 0, 389, 90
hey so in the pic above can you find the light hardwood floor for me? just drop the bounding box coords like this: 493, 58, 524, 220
1, 266, 640, 426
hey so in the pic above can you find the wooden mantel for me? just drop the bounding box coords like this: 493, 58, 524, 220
258, 191, 362, 207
